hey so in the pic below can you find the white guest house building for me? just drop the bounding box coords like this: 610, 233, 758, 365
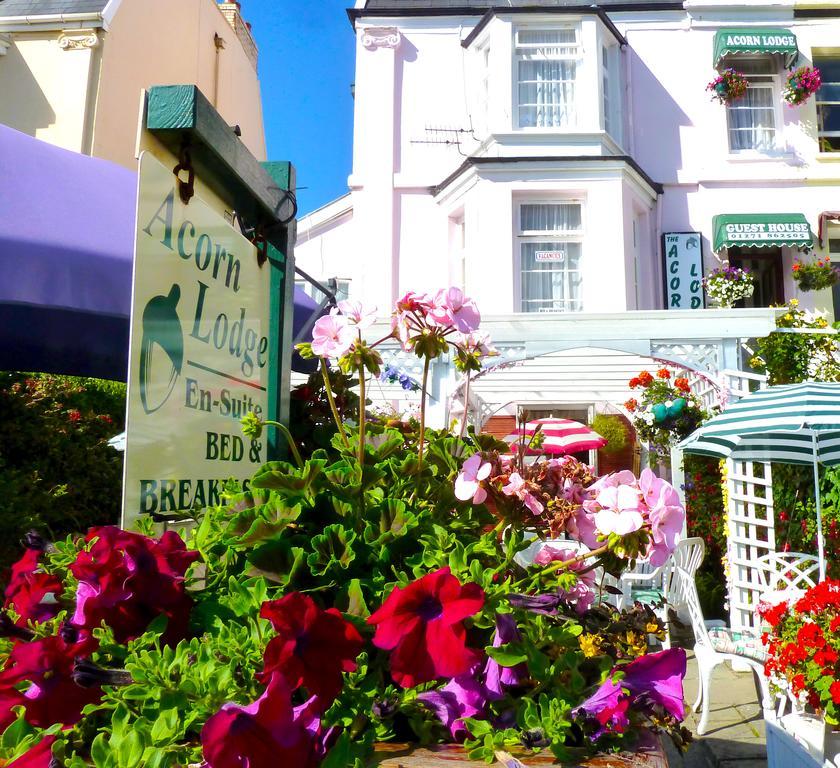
296, 0, 840, 441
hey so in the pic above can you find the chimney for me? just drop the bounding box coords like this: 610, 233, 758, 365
217, 1, 258, 69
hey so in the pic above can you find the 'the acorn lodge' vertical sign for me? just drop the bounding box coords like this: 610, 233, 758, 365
662, 232, 704, 310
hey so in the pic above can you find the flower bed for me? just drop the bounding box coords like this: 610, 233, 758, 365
761, 580, 840, 767
0, 290, 691, 767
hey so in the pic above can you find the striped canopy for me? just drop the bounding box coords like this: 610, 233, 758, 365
679, 382, 840, 579
504, 418, 607, 456
678, 382, 840, 466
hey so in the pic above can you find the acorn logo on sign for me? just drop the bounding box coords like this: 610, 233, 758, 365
139, 283, 184, 414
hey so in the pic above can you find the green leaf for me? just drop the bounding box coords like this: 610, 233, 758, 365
247, 539, 306, 586
345, 578, 370, 618
307, 524, 356, 576
150, 708, 179, 746
117, 731, 144, 768
486, 644, 528, 667
90, 734, 111, 768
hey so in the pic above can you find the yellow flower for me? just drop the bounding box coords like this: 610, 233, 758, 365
579, 634, 602, 658
624, 631, 647, 656
790, 298, 799, 306
646, 621, 662, 635
784, 314, 792, 321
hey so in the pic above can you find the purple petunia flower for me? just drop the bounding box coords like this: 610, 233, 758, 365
484, 614, 528, 699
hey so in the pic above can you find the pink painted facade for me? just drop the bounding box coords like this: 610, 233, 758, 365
297, 1, 840, 320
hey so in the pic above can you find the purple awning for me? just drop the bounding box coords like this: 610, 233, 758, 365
0, 124, 317, 380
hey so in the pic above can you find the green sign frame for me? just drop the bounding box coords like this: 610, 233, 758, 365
145, 84, 296, 460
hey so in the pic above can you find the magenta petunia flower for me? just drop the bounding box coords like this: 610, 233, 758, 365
417, 668, 487, 741
574, 648, 686, 740
483, 613, 527, 698
201, 674, 328, 768
0, 633, 101, 730
368, 567, 485, 688
3, 548, 63, 627
70, 527, 199, 644
259, 593, 363, 708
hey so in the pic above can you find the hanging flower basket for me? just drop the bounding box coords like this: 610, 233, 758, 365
706, 69, 749, 104
792, 257, 840, 291
783, 66, 822, 107
702, 264, 755, 308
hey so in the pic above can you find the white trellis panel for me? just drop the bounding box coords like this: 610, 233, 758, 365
722, 370, 775, 633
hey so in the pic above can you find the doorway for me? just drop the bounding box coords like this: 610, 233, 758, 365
728, 247, 784, 307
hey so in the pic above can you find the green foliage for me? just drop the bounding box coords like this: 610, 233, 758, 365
749, 301, 840, 385
591, 414, 627, 456
0, 373, 125, 574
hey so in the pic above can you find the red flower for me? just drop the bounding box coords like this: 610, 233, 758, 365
624, 398, 638, 413
674, 377, 690, 393
4, 549, 63, 627
832, 681, 840, 705
68, 409, 82, 423
758, 601, 788, 630
792, 673, 805, 693
70, 527, 199, 644
7, 736, 56, 767
637, 371, 653, 387
830, 616, 840, 632
201, 674, 328, 768
628, 377, 641, 389
368, 567, 485, 688
259, 593, 363, 707
657, 368, 671, 379
0, 633, 100, 730
793, 263, 801, 272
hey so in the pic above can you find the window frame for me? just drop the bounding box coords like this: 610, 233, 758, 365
815, 55, 840, 153
513, 24, 583, 131
725, 71, 783, 154
514, 198, 585, 314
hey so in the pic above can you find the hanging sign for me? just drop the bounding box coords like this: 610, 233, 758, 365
122, 152, 271, 527
662, 232, 704, 310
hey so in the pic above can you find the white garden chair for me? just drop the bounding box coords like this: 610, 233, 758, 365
673, 563, 774, 735
619, 537, 706, 647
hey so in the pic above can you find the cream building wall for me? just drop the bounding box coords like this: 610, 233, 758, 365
0, 0, 265, 168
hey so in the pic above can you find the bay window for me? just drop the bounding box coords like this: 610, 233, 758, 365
726, 59, 779, 152
516, 28, 580, 129
815, 56, 840, 152
517, 202, 583, 312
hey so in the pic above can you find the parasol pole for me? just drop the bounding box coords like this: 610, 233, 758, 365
811, 430, 827, 581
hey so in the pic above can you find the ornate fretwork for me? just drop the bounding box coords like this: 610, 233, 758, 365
650, 341, 721, 376
58, 31, 99, 51
360, 27, 401, 50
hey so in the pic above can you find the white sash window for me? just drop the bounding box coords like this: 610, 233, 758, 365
516, 28, 580, 129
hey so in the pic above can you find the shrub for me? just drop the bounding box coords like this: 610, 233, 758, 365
0, 373, 125, 576
591, 414, 628, 455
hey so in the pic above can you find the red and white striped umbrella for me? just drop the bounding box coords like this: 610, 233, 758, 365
503, 418, 607, 456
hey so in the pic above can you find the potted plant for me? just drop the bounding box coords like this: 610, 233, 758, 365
760, 580, 840, 767
706, 69, 749, 104
625, 369, 707, 467
783, 66, 822, 107
0, 290, 693, 767
702, 263, 755, 308
792, 257, 840, 292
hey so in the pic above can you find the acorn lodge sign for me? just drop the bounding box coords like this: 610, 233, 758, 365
122, 152, 271, 526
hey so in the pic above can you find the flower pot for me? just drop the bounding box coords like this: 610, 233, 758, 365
767, 711, 840, 768
370, 733, 668, 767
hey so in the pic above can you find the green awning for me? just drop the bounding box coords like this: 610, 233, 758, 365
713, 28, 799, 69
712, 213, 814, 252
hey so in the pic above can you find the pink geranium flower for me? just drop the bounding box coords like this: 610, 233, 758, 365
590, 485, 644, 537
454, 454, 492, 504
534, 544, 596, 613
502, 473, 544, 515
336, 300, 377, 329
428, 288, 481, 333
310, 314, 355, 359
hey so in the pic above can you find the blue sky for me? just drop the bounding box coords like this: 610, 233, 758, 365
246, 0, 356, 215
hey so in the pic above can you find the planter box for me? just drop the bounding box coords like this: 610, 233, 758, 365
369, 733, 667, 767
767, 712, 840, 768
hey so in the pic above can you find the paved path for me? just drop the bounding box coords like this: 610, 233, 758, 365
665, 651, 767, 768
